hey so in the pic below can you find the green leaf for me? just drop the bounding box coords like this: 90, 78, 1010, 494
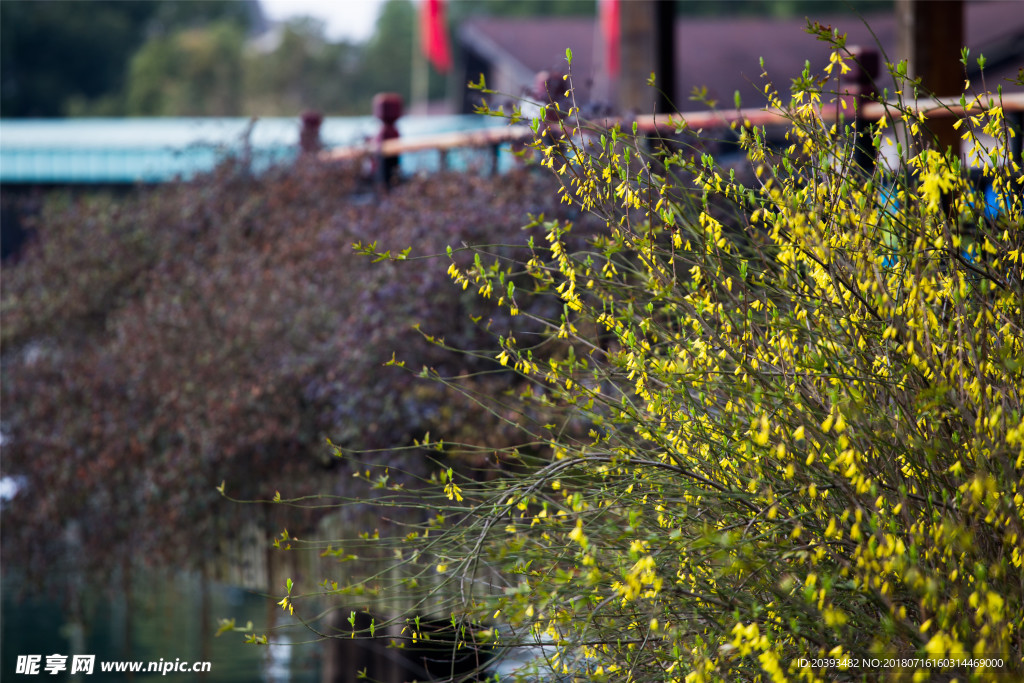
215, 619, 236, 637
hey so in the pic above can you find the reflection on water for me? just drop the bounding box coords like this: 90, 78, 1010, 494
1, 570, 320, 682
266, 631, 294, 683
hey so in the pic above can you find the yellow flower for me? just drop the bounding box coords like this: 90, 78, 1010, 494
444, 482, 464, 502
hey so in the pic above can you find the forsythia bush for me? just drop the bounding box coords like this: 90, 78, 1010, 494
289, 40, 1023, 682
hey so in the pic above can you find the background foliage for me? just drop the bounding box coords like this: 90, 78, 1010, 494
0, 160, 595, 583
0, 0, 256, 117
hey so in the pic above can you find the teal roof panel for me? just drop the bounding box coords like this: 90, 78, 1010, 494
0, 116, 502, 184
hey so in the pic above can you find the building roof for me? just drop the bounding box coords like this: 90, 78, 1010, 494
0, 118, 303, 183
0, 115, 504, 184
459, 3, 1024, 111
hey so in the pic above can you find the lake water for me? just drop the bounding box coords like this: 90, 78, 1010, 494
2, 570, 321, 682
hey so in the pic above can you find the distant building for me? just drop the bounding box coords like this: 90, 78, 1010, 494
456, 3, 1024, 115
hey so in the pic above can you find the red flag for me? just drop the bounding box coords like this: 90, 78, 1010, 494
599, 0, 620, 77
421, 0, 452, 73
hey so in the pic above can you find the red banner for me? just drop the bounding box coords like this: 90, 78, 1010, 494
421, 0, 452, 73
599, 0, 620, 77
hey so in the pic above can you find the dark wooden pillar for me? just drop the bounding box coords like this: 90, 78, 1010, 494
850, 47, 880, 176
897, 0, 963, 156
655, 1, 677, 114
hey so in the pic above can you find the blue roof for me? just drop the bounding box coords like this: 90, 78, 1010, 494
0, 116, 504, 184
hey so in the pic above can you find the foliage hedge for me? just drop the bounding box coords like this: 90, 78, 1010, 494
278, 39, 1024, 682
0, 161, 593, 581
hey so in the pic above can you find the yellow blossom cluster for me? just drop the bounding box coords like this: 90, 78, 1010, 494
433, 41, 1024, 681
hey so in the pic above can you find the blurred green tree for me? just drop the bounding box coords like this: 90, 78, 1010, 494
359, 0, 417, 106
244, 18, 363, 116
0, 0, 253, 117
126, 21, 245, 116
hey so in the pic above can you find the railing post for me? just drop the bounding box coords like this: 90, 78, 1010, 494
300, 110, 323, 155
490, 142, 500, 176
533, 70, 568, 131
373, 93, 403, 187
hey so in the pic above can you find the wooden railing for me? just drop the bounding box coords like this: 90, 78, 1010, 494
322, 125, 533, 162
635, 92, 1024, 132
320, 92, 1024, 165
